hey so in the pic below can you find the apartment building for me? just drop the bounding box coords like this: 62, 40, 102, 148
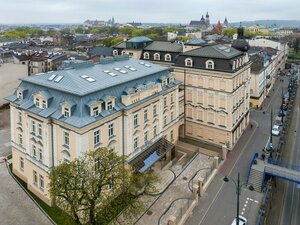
172, 44, 251, 149
5, 56, 182, 205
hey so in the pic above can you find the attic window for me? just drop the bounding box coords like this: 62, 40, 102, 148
81, 75, 89, 79
205, 60, 214, 69
108, 72, 117, 77
185, 58, 193, 67
104, 70, 110, 73
54, 75, 64, 83
92, 107, 99, 117
144, 64, 151, 67
63, 107, 71, 118
124, 65, 130, 68
165, 54, 172, 62
143, 52, 149, 59
114, 68, 121, 71
17, 90, 23, 99
129, 67, 137, 71
139, 62, 145, 65
48, 74, 57, 81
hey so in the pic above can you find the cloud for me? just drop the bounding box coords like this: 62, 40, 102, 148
1, 0, 299, 24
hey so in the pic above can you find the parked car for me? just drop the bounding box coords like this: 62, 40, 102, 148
275, 116, 283, 126
231, 215, 248, 225
283, 98, 289, 105
272, 125, 280, 136
284, 92, 289, 99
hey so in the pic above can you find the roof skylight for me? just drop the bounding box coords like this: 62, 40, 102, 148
139, 62, 145, 65
124, 65, 130, 68
81, 75, 89, 78
144, 64, 151, 67
108, 72, 117, 77
48, 74, 57, 81
86, 77, 96, 82
129, 67, 137, 71
114, 68, 121, 71
54, 75, 64, 83
119, 70, 127, 74
104, 70, 110, 73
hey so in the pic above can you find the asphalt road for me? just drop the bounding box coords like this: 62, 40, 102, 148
186, 75, 289, 225
278, 95, 300, 225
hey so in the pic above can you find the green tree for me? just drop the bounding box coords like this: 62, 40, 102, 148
50, 147, 159, 225
132, 29, 144, 37
222, 28, 236, 37
293, 37, 300, 53
181, 36, 189, 41
111, 37, 124, 46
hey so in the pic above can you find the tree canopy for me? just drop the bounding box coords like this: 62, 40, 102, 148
49, 147, 159, 225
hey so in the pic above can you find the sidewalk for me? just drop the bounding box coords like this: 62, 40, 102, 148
0, 162, 52, 225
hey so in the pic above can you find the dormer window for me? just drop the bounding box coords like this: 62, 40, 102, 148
113, 50, 118, 56
154, 53, 160, 61
107, 101, 113, 110
165, 54, 171, 62
42, 100, 47, 109
63, 107, 70, 118
34, 97, 40, 107
205, 60, 214, 69
185, 58, 193, 67
144, 52, 150, 59
92, 106, 99, 117
121, 50, 126, 55
17, 90, 23, 99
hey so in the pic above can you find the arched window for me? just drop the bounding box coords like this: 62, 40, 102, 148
185, 58, 193, 67
121, 50, 126, 55
165, 54, 172, 62
205, 60, 214, 69
143, 52, 150, 59
154, 53, 160, 61
113, 49, 118, 56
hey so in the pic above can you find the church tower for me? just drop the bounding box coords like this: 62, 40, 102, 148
224, 17, 228, 27
205, 12, 210, 26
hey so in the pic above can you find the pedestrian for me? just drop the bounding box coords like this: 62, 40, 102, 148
260, 106, 263, 110
250, 123, 253, 129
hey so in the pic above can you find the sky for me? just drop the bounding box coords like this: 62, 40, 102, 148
1, 0, 300, 24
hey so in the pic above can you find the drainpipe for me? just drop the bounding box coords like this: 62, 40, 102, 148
122, 110, 125, 191
50, 121, 54, 168
184, 69, 186, 137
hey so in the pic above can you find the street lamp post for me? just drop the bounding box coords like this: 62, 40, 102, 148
224, 173, 254, 225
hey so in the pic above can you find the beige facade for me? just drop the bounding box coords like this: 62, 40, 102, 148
8, 58, 181, 205
173, 62, 251, 149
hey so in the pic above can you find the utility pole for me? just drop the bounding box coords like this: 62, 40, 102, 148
270, 108, 273, 159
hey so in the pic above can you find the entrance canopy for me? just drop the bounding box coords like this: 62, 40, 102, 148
130, 137, 174, 173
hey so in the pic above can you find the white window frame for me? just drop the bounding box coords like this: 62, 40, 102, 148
92, 106, 99, 117
34, 97, 40, 107
143, 52, 150, 59
144, 131, 148, 143
39, 175, 44, 191
144, 109, 148, 122
33, 170, 38, 186
164, 115, 167, 126
163, 96, 167, 108
94, 130, 100, 146
154, 125, 157, 137
63, 131, 70, 147
154, 53, 160, 61
107, 101, 113, 111
113, 49, 118, 56
205, 60, 214, 69
32, 145, 37, 158
18, 133, 23, 146
108, 123, 114, 138
39, 148, 43, 162
153, 104, 157, 116
185, 58, 193, 67
42, 99, 47, 109
134, 137, 139, 150
18, 111, 22, 124
134, 114, 139, 127
38, 123, 42, 137
63, 107, 70, 118
165, 54, 171, 62
17, 90, 23, 99
20, 157, 24, 171
31, 120, 36, 134
171, 111, 174, 121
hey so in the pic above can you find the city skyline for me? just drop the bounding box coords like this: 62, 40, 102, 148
1, 0, 300, 24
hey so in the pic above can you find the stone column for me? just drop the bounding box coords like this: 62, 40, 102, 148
222, 145, 227, 161
213, 156, 219, 169
197, 178, 204, 197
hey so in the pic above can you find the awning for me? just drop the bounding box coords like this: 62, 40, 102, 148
138, 151, 160, 173
130, 137, 175, 173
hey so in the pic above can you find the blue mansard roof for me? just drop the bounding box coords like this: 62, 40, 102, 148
5, 56, 180, 129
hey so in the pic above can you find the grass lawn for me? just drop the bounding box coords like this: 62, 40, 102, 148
8, 164, 76, 225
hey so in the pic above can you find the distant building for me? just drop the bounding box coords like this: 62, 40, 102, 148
188, 12, 210, 30
214, 20, 223, 34
126, 21, 143, 28
83, 19, 106, 27
223, 18, 229, 28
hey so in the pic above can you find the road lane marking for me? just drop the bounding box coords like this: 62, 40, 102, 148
197, 125, 258, 225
